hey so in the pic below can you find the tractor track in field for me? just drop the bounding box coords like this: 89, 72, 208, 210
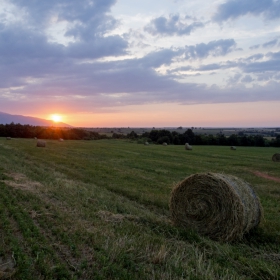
250, 170, 280, 183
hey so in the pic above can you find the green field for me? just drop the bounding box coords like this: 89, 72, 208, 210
0, 138, 280, 279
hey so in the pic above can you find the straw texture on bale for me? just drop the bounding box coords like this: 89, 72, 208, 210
272, 153, 280, 162
185, 143, 192, 150
170, 173, 262, 242
37, 140, 46, 147
231, 146, 236, 150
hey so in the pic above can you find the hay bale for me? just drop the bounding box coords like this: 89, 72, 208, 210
59, 138, 64, 142
34, 137, 37, 140
144, 142, 149, 145
272, 153, 280, 162
170, 173, 263, 242
37, 140, 46, 147
162, 142, 168, 146
231, 146, 236, 150
6, 137, 11, 140
185, 143, 192, 150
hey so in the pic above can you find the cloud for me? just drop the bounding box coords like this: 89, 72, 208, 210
213, 0, 280, 22
1, 0, 280, 116
144, 14, 204, 36
137, 49, 180, 68
262, 39, 278, 48
244, 54, 264, 62
9, 0, 117, 29
184, 39, 236, 59
249, 44, 260, 50
241, 75, 254, 83
241, 51, 280, 73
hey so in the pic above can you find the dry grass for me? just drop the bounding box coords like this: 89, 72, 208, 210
36, 140, 46, 147
170, 173, 263, 242
185, 143, 192, 150
272, 153, 280, 162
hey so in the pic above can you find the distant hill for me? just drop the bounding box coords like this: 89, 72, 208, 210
0, 112, 72, 127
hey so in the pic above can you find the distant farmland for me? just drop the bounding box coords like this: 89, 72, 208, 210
0, 138, 280, 279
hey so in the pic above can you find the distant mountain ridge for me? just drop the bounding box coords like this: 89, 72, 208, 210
0, 112, 72, 127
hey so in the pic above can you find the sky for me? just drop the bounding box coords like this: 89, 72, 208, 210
0, 0, 280, 127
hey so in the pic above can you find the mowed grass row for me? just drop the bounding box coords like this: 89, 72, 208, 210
0, 138, 279, 279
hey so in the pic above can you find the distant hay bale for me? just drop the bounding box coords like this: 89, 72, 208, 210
34, 137, 37, 140
6, 137, 11, 140
36, 140, 46, 147
144, 142, 149, 145
162, 142, 168, 146
272, 153, 280, 162
231, 146, 236, 150
59, 138, 64, 142
185, 143, 192, 150
170, 173, 263, 242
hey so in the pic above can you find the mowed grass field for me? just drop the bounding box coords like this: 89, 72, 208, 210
0, 138, 280, 280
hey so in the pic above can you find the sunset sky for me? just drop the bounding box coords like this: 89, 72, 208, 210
1, 0, 280, 127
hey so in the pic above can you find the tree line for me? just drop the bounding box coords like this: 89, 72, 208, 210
124, 128, 280, 147
1, 123, 280, 147
0, 123, 104, 140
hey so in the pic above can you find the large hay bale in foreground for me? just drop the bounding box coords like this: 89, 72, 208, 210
185, 143, 192, 150
37, 140, 46, 147
170, 173, 263, 242
231, 146, 236, 150
272, 153, 280, 162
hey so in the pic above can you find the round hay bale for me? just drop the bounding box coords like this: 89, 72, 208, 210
170, 172, 263, 242
272, 153, 280, 162
231, 146, 236, 150
6, 137, 11, 140
37, 140, 46, 148
185, 143, 192, 150
144, 142, 149, 145
162, 142, 168, 146
59, 138, 64, 142
34, 137, 37, 140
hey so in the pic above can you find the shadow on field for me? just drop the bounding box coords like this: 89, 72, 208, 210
243, 227, 280, 247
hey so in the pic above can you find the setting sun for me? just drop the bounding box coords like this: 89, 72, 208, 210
51, 114, 62, 123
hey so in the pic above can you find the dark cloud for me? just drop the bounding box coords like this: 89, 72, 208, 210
0, 23, 64, 59
244, 54, 264, 62
137, 49, 180, 68
184, 39, 236, 59
241, 51, 280, 72
241, 75, 254, 83
144, 14, 204, 36
249, 44, 260, 50
1, 0, 280, 114
213, 0, 280, 22
262, 39, 278, 48
197, 63, 225, 71
227, 73, 242, 84
10, 0, 117, 30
